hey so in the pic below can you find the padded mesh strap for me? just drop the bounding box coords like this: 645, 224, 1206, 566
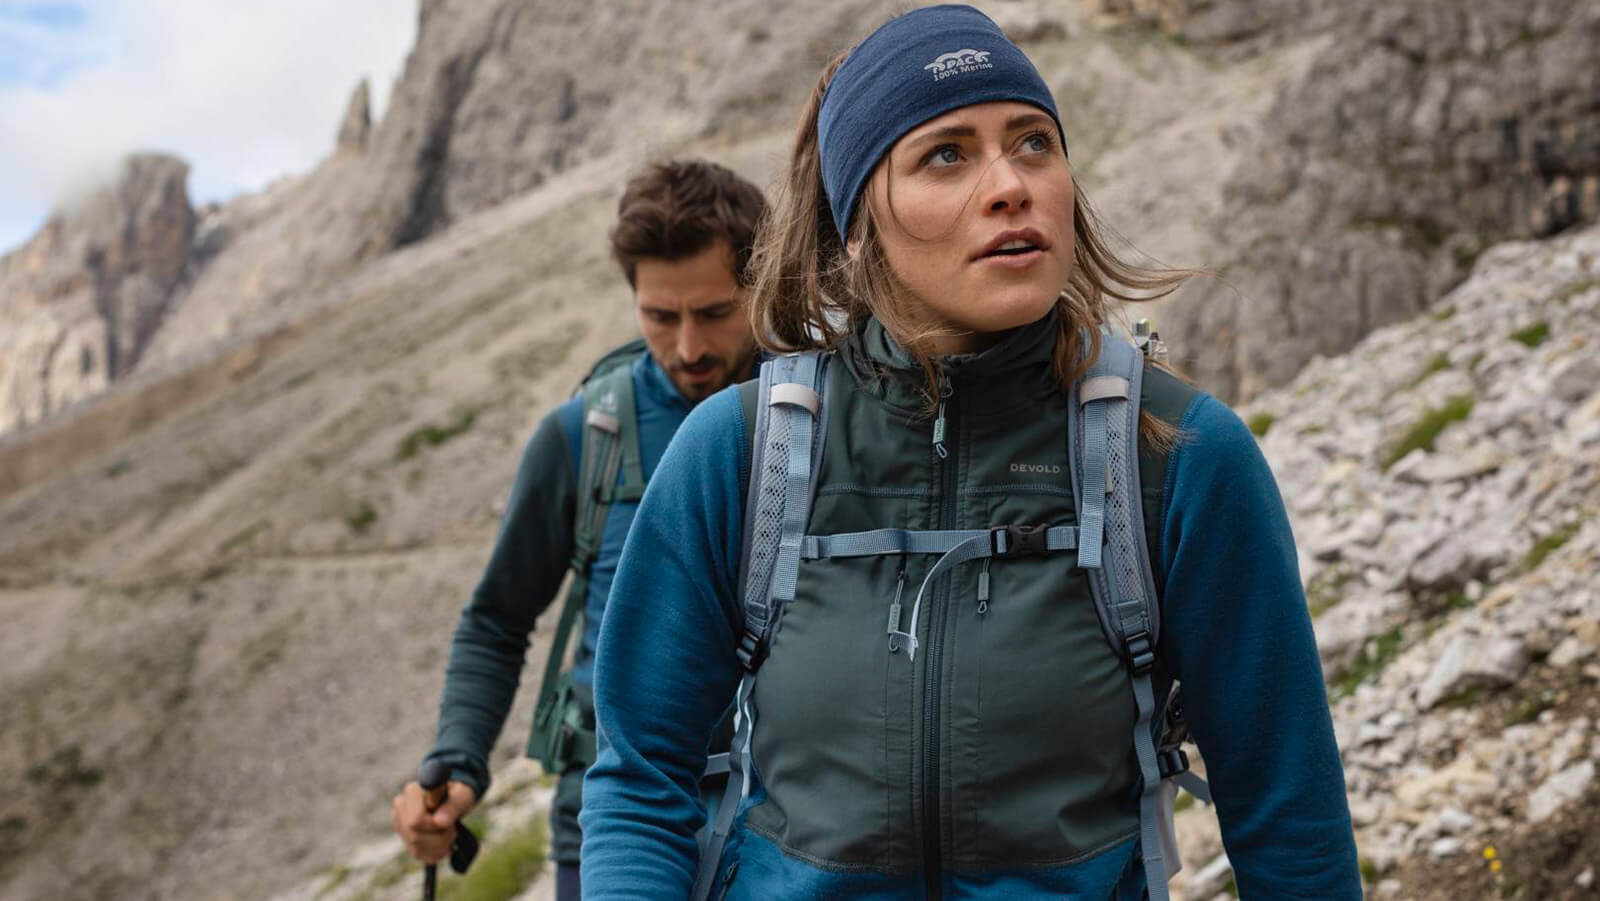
1078, 398, 1109, 569
695, 354, 828, 901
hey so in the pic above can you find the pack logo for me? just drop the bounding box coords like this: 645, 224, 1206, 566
1010, 463, 1062, 474
598, 390, 618, 413
924, 48, 993, 81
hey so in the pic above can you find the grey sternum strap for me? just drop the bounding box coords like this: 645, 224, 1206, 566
802, 524, 1079, 660
692, 352, 829, 901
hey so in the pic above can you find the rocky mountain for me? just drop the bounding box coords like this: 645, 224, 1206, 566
0, 154, 195, 434
5, 0, 1598, 440
1, 1, 1598, 899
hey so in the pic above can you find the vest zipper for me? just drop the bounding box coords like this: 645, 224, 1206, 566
976, 558, 991, 615
922, 376, 958, 899
887, 564, 909, 653
931, 380, 953, 459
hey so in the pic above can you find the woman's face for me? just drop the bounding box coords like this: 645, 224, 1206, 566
861, 101, 1075, 354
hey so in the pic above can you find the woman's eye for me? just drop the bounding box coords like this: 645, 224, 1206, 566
925, 145, 961, 167
1022, 132, 1052, 154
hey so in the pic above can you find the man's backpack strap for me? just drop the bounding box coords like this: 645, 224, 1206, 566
693, 351, 830, 901
1068, 335, 1181, 898
529, 350, 643, 772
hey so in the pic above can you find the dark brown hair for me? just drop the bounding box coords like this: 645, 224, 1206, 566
609, 159, 769, 288
748, 52, 1191, 448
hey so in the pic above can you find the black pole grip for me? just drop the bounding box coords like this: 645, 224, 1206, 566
416, 760, 479, 875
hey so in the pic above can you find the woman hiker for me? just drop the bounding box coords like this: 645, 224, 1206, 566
579, 5, 1361, 898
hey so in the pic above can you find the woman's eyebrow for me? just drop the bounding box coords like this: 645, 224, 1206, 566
902, 123, 978, 151
1006, 112, 1054, 131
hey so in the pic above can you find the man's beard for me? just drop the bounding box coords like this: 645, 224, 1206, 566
669, 347, 754, 401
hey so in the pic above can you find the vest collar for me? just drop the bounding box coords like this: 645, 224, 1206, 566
839, 309, 1061, 417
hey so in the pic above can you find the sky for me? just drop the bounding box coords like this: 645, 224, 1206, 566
0, 0, 416, 254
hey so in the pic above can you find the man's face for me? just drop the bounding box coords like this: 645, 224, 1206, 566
634, 239, 758, 402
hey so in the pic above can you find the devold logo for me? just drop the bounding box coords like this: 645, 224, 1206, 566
1010, 463, 1062, 474
923, 48, 993, 81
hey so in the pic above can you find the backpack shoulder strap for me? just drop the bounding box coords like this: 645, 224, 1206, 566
1067, 333, 1174, 898
694, 350, 830, 900
529, 353, 643, 770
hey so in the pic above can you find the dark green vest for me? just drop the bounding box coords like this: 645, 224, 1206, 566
736, 320, 1199, 876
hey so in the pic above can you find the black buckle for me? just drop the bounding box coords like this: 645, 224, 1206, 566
554, 723, 575, 764
1158, 747, 1190, 778
735, 629, 768, 672
1124, 630, 1156, 675
993, 524, 1048, 557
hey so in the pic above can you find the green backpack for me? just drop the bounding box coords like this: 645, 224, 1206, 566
692, 323, 1212, 901
528, 338, 648, 774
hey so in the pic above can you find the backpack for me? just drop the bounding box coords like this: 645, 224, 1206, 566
691, 326, 1213, 901
528, 338, 649, 774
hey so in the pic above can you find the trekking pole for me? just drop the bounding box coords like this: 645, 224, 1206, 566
418, 759, 480, 900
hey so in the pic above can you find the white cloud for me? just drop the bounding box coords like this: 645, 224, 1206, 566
0, 0, 415, 253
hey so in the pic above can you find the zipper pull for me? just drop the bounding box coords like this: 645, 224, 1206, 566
932, 380, 953, 460
886, 566, 909, 653
977, 558, 991, 615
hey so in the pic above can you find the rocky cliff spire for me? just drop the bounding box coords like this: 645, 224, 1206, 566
336, 78, 372, 154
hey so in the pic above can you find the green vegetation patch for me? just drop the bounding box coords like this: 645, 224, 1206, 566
1246, 411, 1276, 437
1432, 305, 1457, 321
345, 502, 379, 534
1380, 394, 1475, 471
1306, 567, 1354, 618
1524, 522, 1581, 572
1410, 352, 1451, 388
1332, 626, 1406, 700
313, 864, 350, 900
438, 818, 548, 901
283, 370, 317, 391
1553, 277, 1600, 304
1509, 321, 1549, 348
104, 458, 133, 479
397, 408, 480, 461
218, 519, 270, 556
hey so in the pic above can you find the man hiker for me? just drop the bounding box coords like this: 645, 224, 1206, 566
391, 159, 766, 901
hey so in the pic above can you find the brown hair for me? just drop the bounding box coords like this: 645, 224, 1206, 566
747, 53, 1190, 448
610, 159, 769, 288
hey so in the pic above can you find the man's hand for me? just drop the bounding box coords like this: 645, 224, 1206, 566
393, 779, 478, 863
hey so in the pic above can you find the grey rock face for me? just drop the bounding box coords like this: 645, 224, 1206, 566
1153, 0, 1600, 400
1527, 761, 1595, 823
0, 154, 195, 433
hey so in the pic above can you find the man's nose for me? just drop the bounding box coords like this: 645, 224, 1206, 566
678, 320, 708, 363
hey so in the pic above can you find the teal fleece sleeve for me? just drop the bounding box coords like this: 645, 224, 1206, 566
424, 401, 581, 797
1159, 394, 1362, 899
579, 387, 747, 898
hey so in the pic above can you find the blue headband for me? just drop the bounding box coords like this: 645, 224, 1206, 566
817, 4, 1065, 243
